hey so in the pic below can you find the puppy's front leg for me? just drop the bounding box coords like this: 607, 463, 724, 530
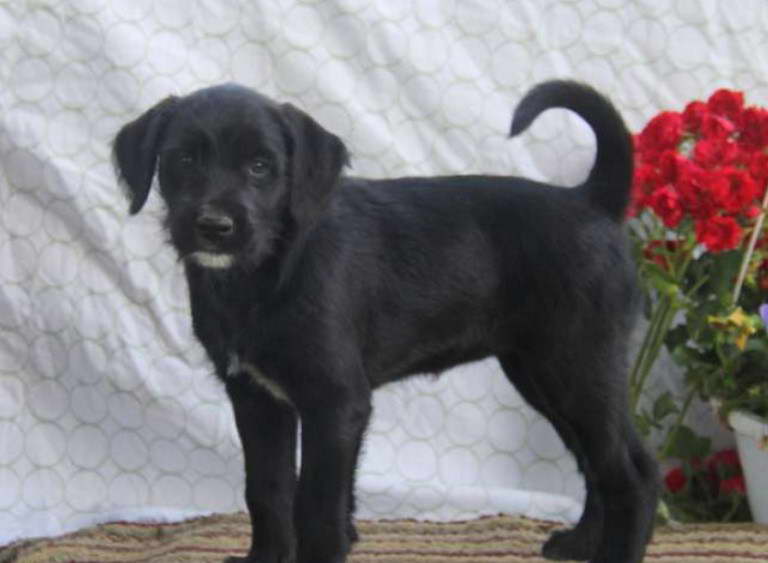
295, 396, 371, 563
224, 373, 298, 563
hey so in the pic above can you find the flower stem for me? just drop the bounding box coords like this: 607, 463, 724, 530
630, 305, 659, 397
723, 493, 745, 522
630, 296, 669, 409
633, 297, 679, 411
630, 248, 693, 412
661, 386, 696, 458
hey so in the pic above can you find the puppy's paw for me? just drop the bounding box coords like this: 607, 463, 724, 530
542, 527, 596, 561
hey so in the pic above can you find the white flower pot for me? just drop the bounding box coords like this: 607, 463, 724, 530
729, 409, 768, 524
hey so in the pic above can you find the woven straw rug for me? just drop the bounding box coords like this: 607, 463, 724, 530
1, 513, 767, 563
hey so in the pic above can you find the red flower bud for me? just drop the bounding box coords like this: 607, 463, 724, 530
643, 240, 680, 271
665, 467, 687, 493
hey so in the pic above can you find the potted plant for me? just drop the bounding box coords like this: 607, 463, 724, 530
627, 87, 768, 522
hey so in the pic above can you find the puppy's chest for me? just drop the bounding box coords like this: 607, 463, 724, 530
225, 351, 293, 406
202, 300, 293, 407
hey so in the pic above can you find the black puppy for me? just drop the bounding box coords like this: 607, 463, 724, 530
113, 80, 658, 563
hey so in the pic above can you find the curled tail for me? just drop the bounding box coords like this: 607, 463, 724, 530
510, 80, 633, 221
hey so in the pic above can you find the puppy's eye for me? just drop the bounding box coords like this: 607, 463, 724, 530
246, 158, 271, 180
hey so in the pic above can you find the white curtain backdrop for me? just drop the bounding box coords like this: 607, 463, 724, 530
1, 0, 766, 546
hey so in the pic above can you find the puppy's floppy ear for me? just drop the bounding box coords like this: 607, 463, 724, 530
280, 103, 349, 228
112, 96, 178, 214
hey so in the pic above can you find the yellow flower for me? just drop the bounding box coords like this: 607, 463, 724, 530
734, 330, 752, 351
708, 308, 757, 351
726, 308, 750, 327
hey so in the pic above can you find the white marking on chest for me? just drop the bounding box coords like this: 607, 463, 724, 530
190, 251, 234, 269
227, 353, 292, 406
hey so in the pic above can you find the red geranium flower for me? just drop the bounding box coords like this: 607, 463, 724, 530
637, 111, 683, 158
629, 163, 661, 215
719, 475, 746, 495
682, 101, 709, 134
677, 165, 729, 219
665, 466, 687, 493
719, 167, 759, 213
748, 152, 768, 185
701, 113, 737, 140
632, 88, 766, 261
693, 138, 740, 169
657, 150, 690, 185
707, 89, 745, 124
709, 448, 741, 469
647, 185, 684, 228
695, 215, 743, 252
739, 106, 768, 149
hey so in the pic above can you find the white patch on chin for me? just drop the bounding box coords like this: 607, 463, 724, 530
189, 251, 234, 269
227, 353, 293, 406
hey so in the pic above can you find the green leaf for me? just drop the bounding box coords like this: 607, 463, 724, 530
643, 261, 678, 286
650, 277, 680, 298
664, 425, 711, 459
745, 334, 768, 356
665, 324, 690, 349
706, 250, 744, 300
671, 344, 708, 370
634, 413, 652, 438
653, 392, 679, 421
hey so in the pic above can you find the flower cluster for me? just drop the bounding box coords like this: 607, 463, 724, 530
663, 448, 751, 522
631, 89, 768, 253
665, 448, 745, 495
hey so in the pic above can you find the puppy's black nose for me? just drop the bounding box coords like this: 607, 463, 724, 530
196, 207, 234, 241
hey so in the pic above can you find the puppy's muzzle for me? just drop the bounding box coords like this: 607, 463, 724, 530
196, 205, 235, 245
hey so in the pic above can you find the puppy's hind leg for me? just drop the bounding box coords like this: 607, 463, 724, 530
501, 348, 657, 563
580, 411, 657, 563
345, 437, 364, 545
498, 355, 602, 562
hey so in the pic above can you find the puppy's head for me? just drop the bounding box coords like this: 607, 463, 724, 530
112, 84, 348, 271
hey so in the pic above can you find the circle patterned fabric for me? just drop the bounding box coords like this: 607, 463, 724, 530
1, 0, 767, 546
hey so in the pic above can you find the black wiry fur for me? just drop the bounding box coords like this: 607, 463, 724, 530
113, 80, 658, 563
